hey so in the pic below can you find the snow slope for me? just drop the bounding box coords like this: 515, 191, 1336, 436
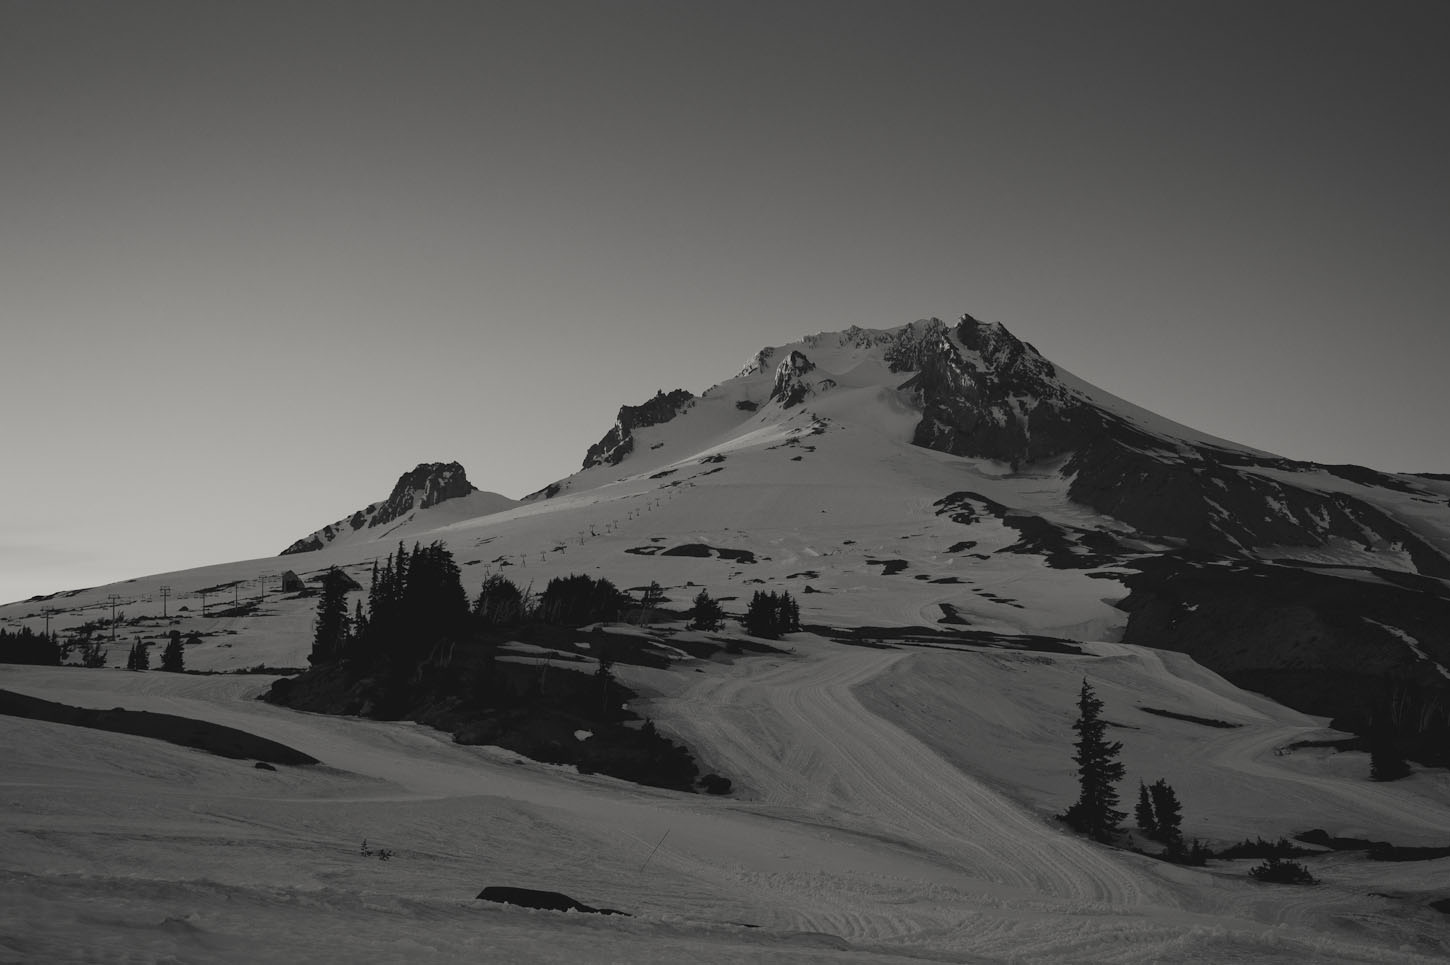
3, 319, 1449, 961
4, 637, 1448, 963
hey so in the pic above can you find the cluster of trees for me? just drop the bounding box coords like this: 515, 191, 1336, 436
742, 590, 800, 639
1134, 779, 1182, 844
1062, 680, 1207, 864
310, 542, 639, 673
125, 640, 151, 671
0, 627, 62, 665
1, 625, 191, 672
1064, 679, 1309, 876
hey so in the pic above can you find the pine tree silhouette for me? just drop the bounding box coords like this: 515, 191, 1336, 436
1063, 679, 1125, 841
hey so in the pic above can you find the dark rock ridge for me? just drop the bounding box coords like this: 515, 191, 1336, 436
894, 315, 1450, 747
281, 462, 479, 555
582, 389, 695, 469
1117, 553, 1450, 763
769, 351, 817, 407
899, 314, 1083, 468
900, 315, 1450, 577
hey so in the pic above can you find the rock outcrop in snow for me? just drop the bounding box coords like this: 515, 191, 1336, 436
582, 389, 695, 469
768, 351, 817, 408
281, 462, 511, 555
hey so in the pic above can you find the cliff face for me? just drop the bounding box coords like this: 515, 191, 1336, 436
582, 389, 695, 469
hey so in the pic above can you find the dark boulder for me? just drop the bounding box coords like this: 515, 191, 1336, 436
475, 887, 626, 916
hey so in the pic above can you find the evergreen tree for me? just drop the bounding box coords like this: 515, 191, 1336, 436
310, 567, 352, 666
1369, 723, 1411, 782
160, 632, 185, 673
475, 574, 526, 627
79, 638, 106, 668
1149, 779, 1183, 845
743, 591, 778, 637
126, 639, 150, 671
688, 589, 724, 631
1063, 678, 1125, 841
538, 574, 625, 627
780, 591, 801, 632
594, 649, 617, 720
1134, 781, 1158, 836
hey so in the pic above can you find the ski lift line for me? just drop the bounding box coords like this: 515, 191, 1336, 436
639, 828, 670, 873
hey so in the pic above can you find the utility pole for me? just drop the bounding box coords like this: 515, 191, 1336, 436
42, 607, 53, 640
199, 589, 209, 616
107, 594, 121, 642
233, 583, 240, 606
159, 585, 171, 618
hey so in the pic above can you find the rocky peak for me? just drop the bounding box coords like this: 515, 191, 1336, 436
371, 462, 477, 530
769, 351, 817, 408
898, 316, 1086, 468
279, 461, 481, 555
582, 389, 695, 469
737, 346, 775, 378
883, 318, 949, 372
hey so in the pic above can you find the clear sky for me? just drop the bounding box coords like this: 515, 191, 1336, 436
3, 0, 1448, 604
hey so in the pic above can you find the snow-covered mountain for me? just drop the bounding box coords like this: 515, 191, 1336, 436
531, 314, 1450, 730
280, 461, 518, 555
5, 313, 1450, 962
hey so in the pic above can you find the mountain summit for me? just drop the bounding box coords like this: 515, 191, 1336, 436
528, 314, 1450, 738
280, 461, 516, 555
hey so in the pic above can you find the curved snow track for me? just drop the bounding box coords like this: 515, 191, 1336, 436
6, 647, 1447, 963
675, 646, 1165, 907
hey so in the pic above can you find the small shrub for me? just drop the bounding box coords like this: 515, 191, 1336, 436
698, 773, 732, 795
1248, 857, 1316, 885
1219, 836, 1309, 860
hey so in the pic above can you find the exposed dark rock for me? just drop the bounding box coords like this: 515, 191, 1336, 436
1118, 553, 1450, 762
900, 315, 1087, 467
660, 544, 757, 563
475, 886, 626, 915
281, 463, 483, 555
1138, 706, 1240, 729
769, 351, 817, 408
884, 318, 949, 372
582, 389, 694, 469
369, 462, 476, 529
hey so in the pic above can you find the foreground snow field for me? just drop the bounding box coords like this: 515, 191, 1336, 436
4, 319, 1449, 961
3, 634, 1447, 964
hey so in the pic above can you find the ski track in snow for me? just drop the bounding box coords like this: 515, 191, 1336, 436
3, 643, 1448, 962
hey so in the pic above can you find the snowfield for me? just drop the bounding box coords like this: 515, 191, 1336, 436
3, 636, 1448, 963
4, 321, 1449, 961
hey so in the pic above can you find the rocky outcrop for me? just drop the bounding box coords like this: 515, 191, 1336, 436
1117, 554, 1450, 757
280, 462, 482, 555
369, 462, 475, 530
1065, 437, 1450, 574
582, 389, 695, 469
899, 314, 1091, 467
768, 351, 816, 408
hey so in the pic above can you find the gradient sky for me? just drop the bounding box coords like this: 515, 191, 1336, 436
3, 0, 1448, 604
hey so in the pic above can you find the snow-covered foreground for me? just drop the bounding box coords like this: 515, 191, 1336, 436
4, 636, 1448, 963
